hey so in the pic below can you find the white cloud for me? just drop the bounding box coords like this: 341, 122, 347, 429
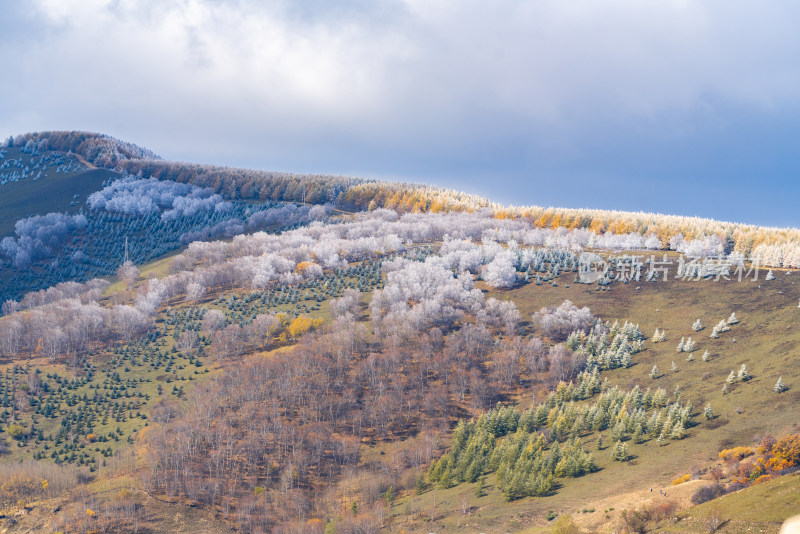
2, 0, 800, 217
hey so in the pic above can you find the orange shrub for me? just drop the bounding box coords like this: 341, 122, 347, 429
671, 473, 691, 485
766, 456, 792, 472
772, 434, 800, 465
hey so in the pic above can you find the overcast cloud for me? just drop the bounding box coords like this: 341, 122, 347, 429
3, 0, 800, 226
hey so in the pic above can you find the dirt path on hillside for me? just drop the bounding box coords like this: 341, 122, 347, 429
570, 479, 706, 532
73, 153, 97, 169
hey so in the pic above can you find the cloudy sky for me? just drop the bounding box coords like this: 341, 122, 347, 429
3, 0, 800, 226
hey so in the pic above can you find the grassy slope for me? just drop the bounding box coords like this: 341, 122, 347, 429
658, 471, 800, 533
391, 262, 800, 533
0, 147, 117, 236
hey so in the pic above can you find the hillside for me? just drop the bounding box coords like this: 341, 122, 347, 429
0, 138, 317, 303
0, 147, 114, 237
0, 132, 799, 533
7, 131, 800, 267
391, 266, 800, 532
664, 471, 800, 533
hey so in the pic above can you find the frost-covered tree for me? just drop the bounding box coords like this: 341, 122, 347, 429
692, 319, 703, 332
658, 330, 666, 343
727, 312, 738, 325
117, 260, 140, 286
477, 298, 521, 335
765, 270, 775, 281
737, 364, 750, 382
701, 350, 710, 362
710, 319, 730, 339
686, 353, 694, 362
482, 250, 518, 289
186, 281, 206, 303
650, 365, 659, 379
109, 304, 150, 341
531, 300, 594, 341
134, 278, 169, 315
0, 212, 87, 267
644, 234, 662, 249
329, 288, 361, 319
704, 403, 714, 420
683, 337, 696, 352
726, 370, 737, 384
88, 175, 227, 219
774, 377, 787, 393
201, 309, 227, 333
676, 337, 685, 352
371, 258, 482, 336
652, 328, 662, 342
671, 361, 678, 373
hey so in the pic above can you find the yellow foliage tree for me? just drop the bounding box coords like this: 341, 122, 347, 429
288, 316, 323, 339
295, 261, 317, 273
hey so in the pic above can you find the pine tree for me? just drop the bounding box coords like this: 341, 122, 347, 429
722, 383, 729, 395
701, 350, 710, 362
506, 470, 527, 500
671, 361, 678, 373
686, 352, 694, 362
737, 364, 750, 382
676, 337, 685, 352
774, 377, 787, 393
610, 421, 626, 442
766, 270, 775, 281
684, 337, 696, 352
652, 388, 668, 407
384, 485, 395, 505
650, 365, 659, 379
658, 330, 666, 342
416, 471, 427, 494
727, 312, 738, 325
465, 457, 483, 483
703, 403, 714, 420
632, 425, 644, 444
726, 370, 737, 384
670, 421, 685, 439
474, 476, 486, 498
652, 328, 661, 343
439, 468, 453, 489
692, 319, 703, 331
611, 440, 629, 462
